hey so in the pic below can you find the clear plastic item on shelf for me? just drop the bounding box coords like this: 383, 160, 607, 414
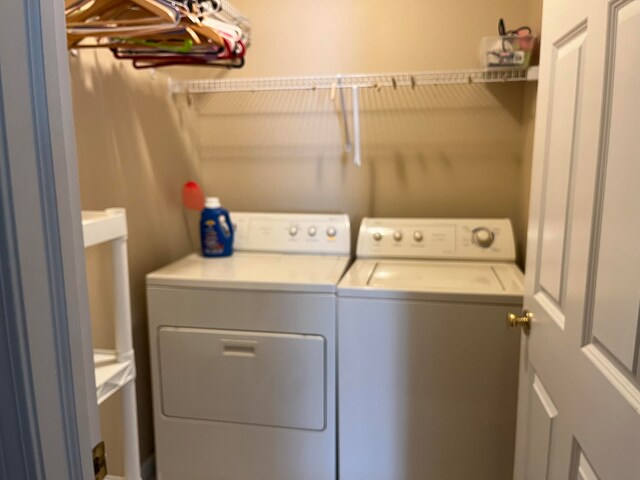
480, 34, 536, 69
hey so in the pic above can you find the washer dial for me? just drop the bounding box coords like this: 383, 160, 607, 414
472, 227, 495, 248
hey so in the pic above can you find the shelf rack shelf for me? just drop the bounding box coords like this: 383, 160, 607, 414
170, 66, 538, 94
94, 349, 136, 405
82, 208, 141, 480
82, 209, 127, 248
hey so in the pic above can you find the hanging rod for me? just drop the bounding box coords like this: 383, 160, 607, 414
169, 67, 538, 94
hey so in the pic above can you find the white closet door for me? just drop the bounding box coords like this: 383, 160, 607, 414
513, 0, 640, 478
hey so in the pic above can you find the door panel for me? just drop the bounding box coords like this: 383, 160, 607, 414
537, 27, 586, 314
522, 374, 558, 480
588, 0, 640, 374
572, 448, 600, 480
515, 0, 640, 478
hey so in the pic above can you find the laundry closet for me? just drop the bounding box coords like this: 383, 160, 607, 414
71, 0, 542, 477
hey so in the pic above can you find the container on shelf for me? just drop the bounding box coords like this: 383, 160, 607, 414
480, 34, 536, 69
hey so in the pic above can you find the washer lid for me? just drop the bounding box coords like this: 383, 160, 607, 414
338, 259, 523, 304
147, 253, 351, 293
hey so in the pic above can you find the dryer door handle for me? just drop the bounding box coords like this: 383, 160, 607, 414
221, 339, 258, 357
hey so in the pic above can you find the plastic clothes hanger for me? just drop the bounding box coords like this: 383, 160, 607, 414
71, 0, 179, 23
66, 0, 183, 48
66, 0, 246, 68
66, 0, 122, 21
68, 2, 226, 51
67, 0, 180, 27
129, 55, 244, 68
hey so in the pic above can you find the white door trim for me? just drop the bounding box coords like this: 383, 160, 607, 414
0, 0, 99, 477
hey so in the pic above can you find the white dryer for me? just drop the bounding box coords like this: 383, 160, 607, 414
147, 212, 350, 480
337, 218, 523, 480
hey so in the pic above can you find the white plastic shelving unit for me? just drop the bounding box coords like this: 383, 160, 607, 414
82, 208, 141, 480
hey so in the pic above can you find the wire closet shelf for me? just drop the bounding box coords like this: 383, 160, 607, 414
170, 67, 538, 94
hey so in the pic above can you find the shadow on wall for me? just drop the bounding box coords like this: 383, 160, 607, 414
174, 81, 529, 262
69, 49, 199, 474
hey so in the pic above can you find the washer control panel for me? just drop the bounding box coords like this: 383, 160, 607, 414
357, 218, 516, 261
231, 212, 350, 255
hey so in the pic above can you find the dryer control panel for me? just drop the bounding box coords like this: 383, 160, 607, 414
356, 218, 516, 261
231, 212, 351, 255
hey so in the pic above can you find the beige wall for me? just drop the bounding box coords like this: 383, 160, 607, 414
70, 51, 200, 472
516, 0, 543, 262
180, 0, 542, 263
70, 0, 542, 471
171, 0, 538, 78
191, 83, 531, 259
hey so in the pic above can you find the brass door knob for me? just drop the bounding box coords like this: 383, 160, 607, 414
507, 310, 533, 335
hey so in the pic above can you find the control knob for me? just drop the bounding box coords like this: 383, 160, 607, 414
308, 226, 317, 237
393, 230, 403, 242
326, 227, 337, 238
289, 225, 299, 237
373, 232, 382, 242
413, 231, 423, 242
472, 227, 495, 248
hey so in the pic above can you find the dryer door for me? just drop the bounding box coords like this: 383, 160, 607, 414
158, 327, 326, 430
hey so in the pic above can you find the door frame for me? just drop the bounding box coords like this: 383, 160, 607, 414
0, 0, 98, 477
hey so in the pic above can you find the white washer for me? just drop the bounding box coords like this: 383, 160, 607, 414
338, 218, 523, 480
147, 212, 350, 480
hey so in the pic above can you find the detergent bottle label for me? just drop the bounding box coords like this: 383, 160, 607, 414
203, 219, 223, 254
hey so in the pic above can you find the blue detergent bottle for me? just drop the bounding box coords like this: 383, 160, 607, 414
200, 197, 234, 257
